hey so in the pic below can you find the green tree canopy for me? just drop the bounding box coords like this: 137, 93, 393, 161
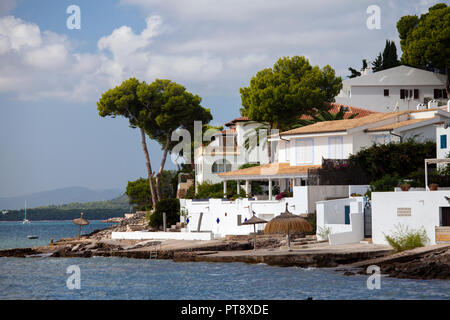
97, 78, 159, 208
98, 78, 212, 206
138, 79, 212, 200
397, 3, 450, 91
240, 56, 342, 157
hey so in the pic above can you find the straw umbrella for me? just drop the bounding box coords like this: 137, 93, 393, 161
241, 211, 267, 251
264, 203, 312, 250
72, 212, 89, 239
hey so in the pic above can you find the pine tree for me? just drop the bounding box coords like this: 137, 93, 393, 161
372, 53, 383, 72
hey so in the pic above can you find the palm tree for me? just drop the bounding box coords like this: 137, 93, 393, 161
291, 109, 358, 128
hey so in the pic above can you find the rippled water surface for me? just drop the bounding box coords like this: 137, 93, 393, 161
0, 222, 449, 300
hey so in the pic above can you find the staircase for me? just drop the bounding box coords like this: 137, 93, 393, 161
168, 222, 186, 232
149, 242, 161, 259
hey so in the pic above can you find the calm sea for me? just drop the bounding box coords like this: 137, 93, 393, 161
0, 221, 449, 300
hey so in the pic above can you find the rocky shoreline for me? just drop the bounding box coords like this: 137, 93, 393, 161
1, 215, 448, 280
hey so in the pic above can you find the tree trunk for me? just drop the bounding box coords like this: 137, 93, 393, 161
140, 127, 157, 209
267, 123, 272, 163
156, 133, 172, 201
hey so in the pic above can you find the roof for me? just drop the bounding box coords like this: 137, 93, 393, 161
225, 103, 376, 127
281, 112, 405, 136
342, 66, 446, 87
225, 117, 250, 127
218, 162, 320, 178
366, 118, 436, 132
299, 103, 377, 120
220, 128, 236, 135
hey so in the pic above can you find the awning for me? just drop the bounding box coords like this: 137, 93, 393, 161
218, 162, 320, 180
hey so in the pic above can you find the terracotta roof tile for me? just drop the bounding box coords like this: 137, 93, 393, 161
218, 162, 320, 178
280, 112, 408, 136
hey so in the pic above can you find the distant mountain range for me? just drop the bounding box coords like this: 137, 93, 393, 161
0, 187, 124, 210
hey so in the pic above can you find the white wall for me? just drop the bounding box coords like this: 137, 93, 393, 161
288, 135, 352, 166
336, 85, 445, 112
316, 197, 365, 244
437, 126, 449, 161
372, 191, 450, 245
181, 185, 358, 237
111, 231, 213, 241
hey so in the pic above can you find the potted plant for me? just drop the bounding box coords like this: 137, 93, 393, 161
398, 182, 411, 191
429, 183, 439, 191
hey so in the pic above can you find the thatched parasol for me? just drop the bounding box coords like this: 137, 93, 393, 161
72, 212, 89, 239
241, 211, 267, 251
264, 203, 312, 250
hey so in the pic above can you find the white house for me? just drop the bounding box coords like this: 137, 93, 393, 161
336, 66, 448, 112
194, 117, 270, 190
371, 191, 450, 245
194, 103, 375, 190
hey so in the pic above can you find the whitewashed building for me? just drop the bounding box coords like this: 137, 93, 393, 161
336, 66, 448, 112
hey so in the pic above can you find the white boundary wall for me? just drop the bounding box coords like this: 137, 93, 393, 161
372, 190, 450, 245
180, 185, 367, 238
316, 197, 365, 245
111, 231, 213, 241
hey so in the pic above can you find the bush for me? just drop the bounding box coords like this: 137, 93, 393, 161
384, 224, 429, 252
195, 181, 246, 199
369, 174, 401, 196
149, 199, 180, 228
350, 139, 436, 182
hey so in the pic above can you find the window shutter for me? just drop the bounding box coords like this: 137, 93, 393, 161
414, 89, 419, 99
441, 135, 447, 149
434, 89, 440, 99
400, 89, 405, 99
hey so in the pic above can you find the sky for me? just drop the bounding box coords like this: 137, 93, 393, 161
0, 0, 443, 197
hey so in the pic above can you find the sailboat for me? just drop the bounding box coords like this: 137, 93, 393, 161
23, 201, 30, 224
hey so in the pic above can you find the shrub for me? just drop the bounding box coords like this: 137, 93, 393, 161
149, 199, 180, 228
369, 174, 401, 193
195, 181, 246, 199
384, 224, 429, 252
316, 226, 331, 240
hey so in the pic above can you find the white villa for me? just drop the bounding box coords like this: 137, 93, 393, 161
172, 104, 450, 241
335, 66, 448, 112
194, 103, 375, 190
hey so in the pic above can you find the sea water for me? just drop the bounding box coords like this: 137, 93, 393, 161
0, 222, 449, 300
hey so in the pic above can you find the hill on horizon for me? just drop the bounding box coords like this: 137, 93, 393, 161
0, 186, 123, 210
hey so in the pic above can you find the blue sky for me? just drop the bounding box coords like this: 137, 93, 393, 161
0, 0, 442, 197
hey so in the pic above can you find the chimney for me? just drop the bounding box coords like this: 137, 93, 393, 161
416, 103, 426, 110
428, 99, 438, 109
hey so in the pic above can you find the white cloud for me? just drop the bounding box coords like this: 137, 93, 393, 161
0, 16, 41, 52
0, 1, 445, 102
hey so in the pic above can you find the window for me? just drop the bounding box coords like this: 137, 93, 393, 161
211, 159, 232, 173
384, 89, 389, 97
400, 89, 413, 99
441, 135, 447, 149
295, 139, 314, 164
434, 89, 448, 99
285, 141, 290, 161
414, 89, 419, 99
374, 134, 391, 145
328, 136, 343, 159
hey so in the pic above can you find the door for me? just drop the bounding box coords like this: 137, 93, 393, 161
344, 205, 350, 225
442, 207, 450, 226
364, 206, 372, 238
